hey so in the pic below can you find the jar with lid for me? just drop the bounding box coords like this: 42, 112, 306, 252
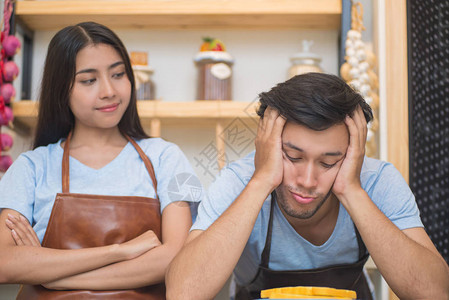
288, 40, 323, 78
130, 51, 156, 100
133, 65, 155, 100
194, 51, 234, 100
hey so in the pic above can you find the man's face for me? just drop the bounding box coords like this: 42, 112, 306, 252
276, 122, 349, 220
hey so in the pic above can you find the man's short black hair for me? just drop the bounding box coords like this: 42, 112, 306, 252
257, 73, 373, 131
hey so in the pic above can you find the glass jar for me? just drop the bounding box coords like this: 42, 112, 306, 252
194, 51, 234, 100
133, 65, 155, 100
288, 40, 323, 78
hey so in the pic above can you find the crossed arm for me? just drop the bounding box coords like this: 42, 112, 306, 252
0, 201, 191, 290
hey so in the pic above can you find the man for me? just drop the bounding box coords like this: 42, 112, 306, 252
166, 73, 449, 300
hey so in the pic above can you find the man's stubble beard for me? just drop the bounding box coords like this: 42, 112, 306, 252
274, 184, 334, 219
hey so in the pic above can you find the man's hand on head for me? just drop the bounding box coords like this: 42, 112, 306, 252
332, 105, 367, 203
252, 107, 286, 191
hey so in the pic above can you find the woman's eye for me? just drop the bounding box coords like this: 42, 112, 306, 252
80, 78, 96, 85
113, 71, 126, 79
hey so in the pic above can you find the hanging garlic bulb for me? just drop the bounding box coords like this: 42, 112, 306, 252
340, 1, 380, 158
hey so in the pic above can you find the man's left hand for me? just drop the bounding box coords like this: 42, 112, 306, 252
332, 105, 367, 202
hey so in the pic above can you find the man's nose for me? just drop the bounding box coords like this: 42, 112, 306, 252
297, 162, 318, 190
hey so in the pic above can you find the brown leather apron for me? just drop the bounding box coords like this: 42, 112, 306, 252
16, 134, 166, 300
235, 192, 373, 300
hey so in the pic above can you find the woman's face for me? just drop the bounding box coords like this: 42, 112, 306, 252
69, 43, 131, 131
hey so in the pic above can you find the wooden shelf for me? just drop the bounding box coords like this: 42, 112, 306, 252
16, 0, 341, 31
12, 100, 259, 130
12, 100, 258, 168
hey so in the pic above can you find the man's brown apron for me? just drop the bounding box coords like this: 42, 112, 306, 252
235, 192, 373, 300
16, 134, 166, 300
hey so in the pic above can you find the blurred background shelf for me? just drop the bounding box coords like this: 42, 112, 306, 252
16, 0, 341, 30
12, 100, 259, 169
12, 100, 258, 130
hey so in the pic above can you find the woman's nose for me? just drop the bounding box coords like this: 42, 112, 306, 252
99, 77, 116, 99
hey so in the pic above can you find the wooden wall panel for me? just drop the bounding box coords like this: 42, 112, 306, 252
385, 0, 409, 183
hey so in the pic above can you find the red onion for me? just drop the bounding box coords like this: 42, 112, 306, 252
0, 83, 15, 103
2, 61, 19, 82
2, 35, 21, 57
0, 106, 14, 125
0, 133, 13, 151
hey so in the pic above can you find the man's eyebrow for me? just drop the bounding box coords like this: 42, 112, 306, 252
283, 142, 343, 156
75, 61, 124, 75
283, 142, 304, 152
323, 151, 344, 156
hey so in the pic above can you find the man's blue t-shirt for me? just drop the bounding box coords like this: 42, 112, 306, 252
191, 151, 423, 286
0, 137, 203, 242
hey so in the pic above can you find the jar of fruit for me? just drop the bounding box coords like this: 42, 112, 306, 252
288, 40, 323, 78
194, 37, 233, 101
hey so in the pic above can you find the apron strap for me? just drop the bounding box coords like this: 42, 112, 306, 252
61, 132, 159, 199
260, 192, 369, 268
354, 223, 368, 260
125, 135, 159, 200
61, 132, 72, 193
260, 192, 277, 269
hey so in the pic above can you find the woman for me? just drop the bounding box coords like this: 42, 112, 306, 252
0, 22, 202, 299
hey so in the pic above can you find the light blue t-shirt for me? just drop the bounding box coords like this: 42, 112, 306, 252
191, 151, 423, 286
0, 137, 203, 242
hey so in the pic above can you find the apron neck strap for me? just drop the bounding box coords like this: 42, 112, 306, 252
124, 134, 159, 199
260, 193, 368, 268
61, 132, 72, 193
61, 132, 159, 199
260, 191, 277, 268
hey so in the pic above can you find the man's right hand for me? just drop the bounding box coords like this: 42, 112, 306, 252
252, 106, 286, 191
166, 106, 287, 300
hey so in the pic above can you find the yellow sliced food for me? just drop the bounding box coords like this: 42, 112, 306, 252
266, 292, 354, 299
261, 286, 356, 299
265, 292, 353, 299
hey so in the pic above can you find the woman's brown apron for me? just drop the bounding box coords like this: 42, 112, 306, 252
16, 134, 166, 300
235, 192, 373, 300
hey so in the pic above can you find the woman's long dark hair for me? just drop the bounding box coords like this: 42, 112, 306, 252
33, 22, 148, 149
